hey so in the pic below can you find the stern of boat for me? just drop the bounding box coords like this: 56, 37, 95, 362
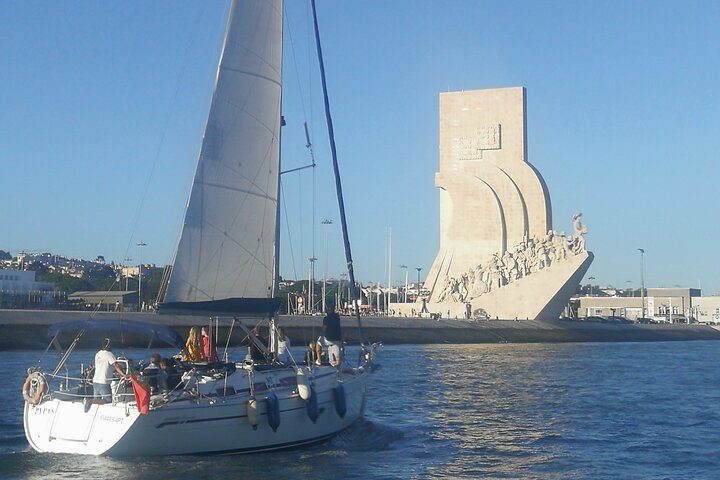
24, 398, 142, 455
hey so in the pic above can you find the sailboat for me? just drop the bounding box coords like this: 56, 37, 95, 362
23, 0, 378, 456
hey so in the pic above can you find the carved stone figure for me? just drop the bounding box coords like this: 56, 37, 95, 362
553, 232, 567, 261
430, 214, 590, 302
537, 243, 549, 270
572, 213, 588, 253
436, 276, 452, 303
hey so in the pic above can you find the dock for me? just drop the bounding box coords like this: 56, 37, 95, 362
1, 309, 720, 350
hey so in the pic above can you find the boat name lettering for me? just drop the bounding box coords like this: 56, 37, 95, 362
32, 406, 55, 415
99, 415, 123, 423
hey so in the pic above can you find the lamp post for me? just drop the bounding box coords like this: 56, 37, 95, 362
321, 218, 333, 313
123, 257, 132, 291
308, 257, 317, 314
136, 241, 146, 311
638, 248, 646, 318
626, 280, 633, 297
415, 267, 423, 301
339, 272, 347, 311
588, 276, 596, 296
400, 264, 408, 303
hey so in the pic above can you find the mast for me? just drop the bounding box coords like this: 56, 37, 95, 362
310, 0, 365, 343
270, 6, 285, 357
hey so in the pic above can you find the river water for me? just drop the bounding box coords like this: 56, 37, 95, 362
2, 341, 719, 479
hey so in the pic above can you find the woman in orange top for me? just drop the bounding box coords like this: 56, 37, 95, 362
183, 326, 203, 362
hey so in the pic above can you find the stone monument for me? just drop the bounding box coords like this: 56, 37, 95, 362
392, 87, 593, 320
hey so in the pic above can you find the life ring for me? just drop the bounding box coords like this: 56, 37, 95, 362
22, 372, 47, 405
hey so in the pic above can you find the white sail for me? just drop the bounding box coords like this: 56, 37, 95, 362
165, 0, 283, 311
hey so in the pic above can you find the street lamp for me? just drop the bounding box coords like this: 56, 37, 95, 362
400, 264, 408, 303
626, 280, 633, 297
321, 218, 333, 313
588, 276, 596, 296
308, 257, 317, 314
136, 241, 146, 311
339, 272, 348, 311
415, 267, 423, 300
123, 257, 132, 291
638, 248, 646, 318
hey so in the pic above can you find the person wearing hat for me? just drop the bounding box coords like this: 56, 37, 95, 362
92, 338, 127, 402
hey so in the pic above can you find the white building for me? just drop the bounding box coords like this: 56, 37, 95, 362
0, 269, 56, 294
694, 296, 720, 324
578, 287, 706, 322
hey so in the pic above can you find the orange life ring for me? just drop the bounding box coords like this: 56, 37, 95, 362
22, 372, 47, 405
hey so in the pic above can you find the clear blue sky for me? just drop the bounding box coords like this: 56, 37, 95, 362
2, 1, 719, 293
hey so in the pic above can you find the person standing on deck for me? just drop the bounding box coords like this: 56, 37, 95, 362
201, 326, 218, 363
92, 338, 127, 402
183, 326, 203, 362
322, 301, 342, 366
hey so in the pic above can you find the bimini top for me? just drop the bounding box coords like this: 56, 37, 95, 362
48, 319, 185, 351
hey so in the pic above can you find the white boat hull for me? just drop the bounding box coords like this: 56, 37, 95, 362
25, 368, 368, 456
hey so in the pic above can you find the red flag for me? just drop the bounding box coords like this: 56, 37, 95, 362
129, 375, 150, 415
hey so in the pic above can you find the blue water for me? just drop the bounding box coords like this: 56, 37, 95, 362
2, 342, 720, 479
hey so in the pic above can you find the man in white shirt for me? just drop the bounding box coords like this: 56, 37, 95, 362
92, 338, 126, 402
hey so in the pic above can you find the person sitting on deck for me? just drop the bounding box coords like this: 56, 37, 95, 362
276, 327, 291, 364
304, 341, 316, 366
305, 341, 325, 366
314, 341, 326, 366
158, 358, 181, 393
183, 326, 203, 362
142, 353, 160, 395
142, 353, 161, 395
201, 326, 218, 363
92, 338, 128, 402
245, 325, 268, 363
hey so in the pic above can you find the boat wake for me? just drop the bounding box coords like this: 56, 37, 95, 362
330, 419, 405, 452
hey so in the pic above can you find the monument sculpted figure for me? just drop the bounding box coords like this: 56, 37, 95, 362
430, 213, 590, 303
572, 212, 588, 253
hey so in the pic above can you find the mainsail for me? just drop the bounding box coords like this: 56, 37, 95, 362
163, 0, 283, 315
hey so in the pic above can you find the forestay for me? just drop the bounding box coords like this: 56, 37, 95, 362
164, 0, 283, 314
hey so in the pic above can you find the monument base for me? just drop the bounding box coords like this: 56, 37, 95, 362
391, 251, 593, 321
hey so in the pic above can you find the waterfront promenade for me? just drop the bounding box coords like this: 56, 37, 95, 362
1, 309, 719, 350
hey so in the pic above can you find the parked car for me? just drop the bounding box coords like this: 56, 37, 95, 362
606, 316, 632, 324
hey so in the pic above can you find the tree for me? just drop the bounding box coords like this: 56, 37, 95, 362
86, 265, 117, 290
26, 261, 49, 275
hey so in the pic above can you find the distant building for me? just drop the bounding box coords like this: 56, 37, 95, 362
0, 269, 56, 294
67, 291, 139, 312
578, 287, 703, 321
0, 269, 58, 309
694, 296, 720, 323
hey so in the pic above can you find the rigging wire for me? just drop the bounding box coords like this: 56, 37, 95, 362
80, 2, 211, 317
123, 1, 209, 266
284, 2, 310, 124
281, 182, 299, 281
